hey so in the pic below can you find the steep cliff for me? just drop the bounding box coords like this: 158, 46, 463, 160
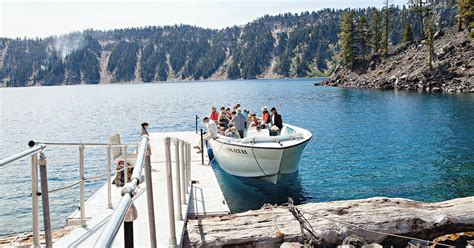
322, 28, 473, 93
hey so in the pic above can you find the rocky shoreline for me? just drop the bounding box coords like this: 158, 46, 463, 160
185, 196, 474, 247
322, 29, 473, 93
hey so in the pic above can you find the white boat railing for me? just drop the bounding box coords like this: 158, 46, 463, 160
0, 138, 146, 248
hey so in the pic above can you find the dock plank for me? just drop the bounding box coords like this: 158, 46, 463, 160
55, 131, 229, 247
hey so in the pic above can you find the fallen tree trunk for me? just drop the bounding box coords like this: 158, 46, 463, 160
185, 197, 474, 247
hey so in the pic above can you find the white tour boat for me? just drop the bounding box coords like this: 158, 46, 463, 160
208, 124, 312, 183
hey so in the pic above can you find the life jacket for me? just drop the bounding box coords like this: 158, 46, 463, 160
210, 111, 219, 121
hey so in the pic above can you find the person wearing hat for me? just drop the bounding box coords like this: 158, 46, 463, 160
230, 108, 246, 138
270, 107, 283, 135
225, 126, 241, 139
261, 106, 270, 124
209, 106, 219, 122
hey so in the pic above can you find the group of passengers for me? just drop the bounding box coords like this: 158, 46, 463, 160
203, 104, 283, 140
195, 104, 283, 153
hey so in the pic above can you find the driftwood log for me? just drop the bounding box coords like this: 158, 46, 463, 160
185, 197, 474, 247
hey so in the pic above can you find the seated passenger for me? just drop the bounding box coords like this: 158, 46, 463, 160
226, 107, 232, 119
270, 125, 280, 136
218, 123, 226, 135
219, 110, 229, 129
225, 126, 240, 139
249, 113, 259, 127
261, 106, 270, 124
270, 107, 283, 130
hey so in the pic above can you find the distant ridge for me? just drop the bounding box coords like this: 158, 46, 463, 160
0, 4, 458, 87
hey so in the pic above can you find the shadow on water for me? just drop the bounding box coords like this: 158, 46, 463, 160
211, 160, 308, 212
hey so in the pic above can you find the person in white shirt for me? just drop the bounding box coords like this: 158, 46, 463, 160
203, 117, 218, 139
195, 117, 218, 153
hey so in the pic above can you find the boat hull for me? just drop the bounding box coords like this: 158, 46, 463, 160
209, 137, 310, 179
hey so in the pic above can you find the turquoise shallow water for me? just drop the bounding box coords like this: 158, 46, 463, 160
1, 78, 473, 235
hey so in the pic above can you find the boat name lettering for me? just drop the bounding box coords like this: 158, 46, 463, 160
224, 146, 248, 154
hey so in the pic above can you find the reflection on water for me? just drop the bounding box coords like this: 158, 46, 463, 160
211, 161, 307, 212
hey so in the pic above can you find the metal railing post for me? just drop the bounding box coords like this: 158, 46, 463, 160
95, 136, 148, 247
195, 115, 198, 134
179, 141, 186, 204
200, 129, 204, 165
107, 145, 112, 209
144, 142, 157, 248
124, 145, 128, 184
31, 153, 40, 248
39, 152, 52, 248
184, 143, 188, 191
124, 203, 137, 248
174, 140, 182, 221
79, 145, 86, 227
187, 143, 191, 190
164, 138, 177, 248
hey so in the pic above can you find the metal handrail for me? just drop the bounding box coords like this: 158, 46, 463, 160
95, 135, 149, 247
48, 170, 111, 194
34, 142, 135, 148
0, 144, 45, 169
0, 137, 144, 247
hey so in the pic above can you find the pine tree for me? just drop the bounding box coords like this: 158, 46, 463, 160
370, 10, 381, 55
427, 16, 435, 70
382, 0, 390, 57
409, 0, 433, 40
339, 11, 357, 68
458, 0, 474, 37
458, 0, 467, 31
402, 22, 414, 42
358, 16, 369, 60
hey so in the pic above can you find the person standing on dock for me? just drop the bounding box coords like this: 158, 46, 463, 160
230, 108, 246, 138
141, 122, 149, 136
195, 117, 218, 153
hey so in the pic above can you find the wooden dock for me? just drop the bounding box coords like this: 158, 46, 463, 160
55, 131, 230, 247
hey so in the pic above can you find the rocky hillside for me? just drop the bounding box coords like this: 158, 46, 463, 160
0, 4, 458, 87
322, 28, 473, 93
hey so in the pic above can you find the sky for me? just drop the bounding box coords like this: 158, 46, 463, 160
0, 0, 406, 39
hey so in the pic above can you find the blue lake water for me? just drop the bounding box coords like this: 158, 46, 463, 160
1, 78, 473, 236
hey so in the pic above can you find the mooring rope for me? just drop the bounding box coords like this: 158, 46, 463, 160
285, 198, 455, 248
208, 138, 225, 164
249, 137, 268, 177
286, 198, 321, 245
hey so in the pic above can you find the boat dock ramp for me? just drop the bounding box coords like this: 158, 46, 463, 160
0, 130, 230, 247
